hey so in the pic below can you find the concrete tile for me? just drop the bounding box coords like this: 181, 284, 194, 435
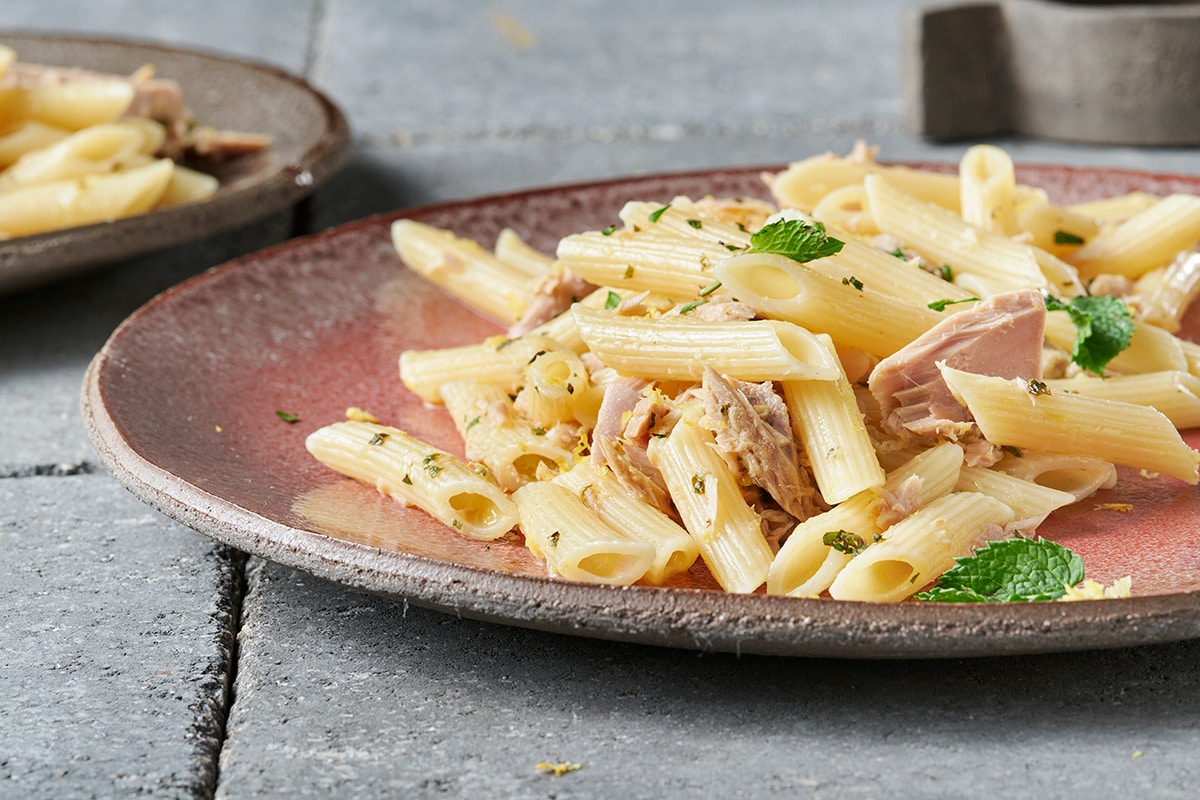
0, 474, 241, 799
218, 559, 1200, 799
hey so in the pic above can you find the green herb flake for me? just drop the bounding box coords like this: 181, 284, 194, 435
841, 275, 864, 291
275, 410, 299, 423
724, 243, 743, 252
604, 290, 621, 310
822, 529, 867, 556
368, 432, 389, 446
698, 280, 722, 297
527, 349, 547, 365
890, 247, 906, 259
745, 218, 844, 264
451, 519, 463, 529
1027, 379, 1051, 396
915, 537, 1086, 603
1043, 294, 1135, 376
549, 530, 561, 547
678, 299, 707, 314
938, 264, 953, 282
1054, 230, 1086, 245
532, 426, 547, 436
691, 473, 707, 494
423, 453, 443, 478
402, 474, 413, 485
928, 297, 980, 312
623, 265, 635, 279
466, 416, 482, 430
601, 224, 617, 236
687, 218, 703, 229
648, 204, 671, 223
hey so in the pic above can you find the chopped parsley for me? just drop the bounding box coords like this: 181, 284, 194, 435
422, 453, 443, 477
745, 218, 844, 263
916, 537, 1086, 602
601, 224, 617, 236
928, 297, 979, 312
698, 280, 722, 297
368, 432, 389, 446
275, 410, 299, 423
604, 290, 621, 309
466, 415, 482, 430
1043, 294, 1134, 376
1026, 379, 1051, 396
623, 265, 635, 279
1054, 230, 1086, 245
841, 275, 864, 291
822, 529, 867, 555
648, 204, 671, 223
687, 218, 703, 229
691, 473, 707, 494
936, 264, 953, 282
678, 299, 707, 314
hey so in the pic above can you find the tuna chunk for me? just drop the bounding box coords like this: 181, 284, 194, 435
508, 268, 595, 337
868, 289, 1045, 439
698, 367, 823, 521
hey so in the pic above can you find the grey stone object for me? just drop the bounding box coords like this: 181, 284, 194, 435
905, 0, 1200, 144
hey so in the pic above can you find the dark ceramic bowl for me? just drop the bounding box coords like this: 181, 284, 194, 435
0, 32, 351, 294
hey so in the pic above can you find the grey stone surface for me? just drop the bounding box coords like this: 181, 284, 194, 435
0, 475, 242, 800
5, 1, 1200, 798
220, 560, 1200, 800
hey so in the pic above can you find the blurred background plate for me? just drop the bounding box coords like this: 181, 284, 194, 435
0, 31, 351, 295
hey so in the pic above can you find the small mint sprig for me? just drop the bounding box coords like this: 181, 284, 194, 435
916, 537, 1085, 603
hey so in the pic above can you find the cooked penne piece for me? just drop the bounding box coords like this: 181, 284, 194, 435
440, 380, 575, 491
954, 466, 1077, 525
827, 492, 1016, 602
392, 218, 534, 324
940, 365, 1200, 483
572, 304, 841, 382
1068, 194, 1200, 278
0, 77, 136, 130
713, 251, 945, 357
305, 420, 519, 541
1139, 252, 1200, 333
782, 335, 886, 505
865, 173, 1083, 298
554, 458, 699, 584
556, 227, 734, 299
0, 119, 70, 168
647, 418, 774, 593
0, 122, 155, 190
493, 227, 556, 278
400, 333, 567, 404
512, 480, 656, 585
0, 157, 173, 237
769, 150, 964, 212
1043, 370, 1200, 429
959, 144, 1017, 235
766, 442, 964, 598
992, 451, 1117, 500
513, 347, 590, 429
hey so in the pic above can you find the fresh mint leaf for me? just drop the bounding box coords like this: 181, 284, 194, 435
1043, 294, 1134, 376
916, 537, 1085, 603
746, 219, 844, 264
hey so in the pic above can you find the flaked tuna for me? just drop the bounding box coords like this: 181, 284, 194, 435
868, 288, 1045, 440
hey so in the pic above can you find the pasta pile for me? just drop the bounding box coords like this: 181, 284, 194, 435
0, 44, 269, 239
307, 143, 1200, 602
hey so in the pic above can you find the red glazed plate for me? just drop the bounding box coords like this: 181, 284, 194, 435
82, 164, 1200, 658
0, 32, 351, 294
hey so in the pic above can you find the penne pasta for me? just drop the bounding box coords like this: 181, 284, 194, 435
305, 421, 519, 541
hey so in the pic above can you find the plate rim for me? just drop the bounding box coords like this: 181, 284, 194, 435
81, 161, 1200, 659
0, 29, 352, 294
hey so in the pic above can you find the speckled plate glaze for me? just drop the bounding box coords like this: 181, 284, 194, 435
0, 32, 351, 294
83, 164, 1200, 658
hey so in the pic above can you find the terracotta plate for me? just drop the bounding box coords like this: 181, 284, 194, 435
82, 164, 1200, 658
0, 32, 351, 294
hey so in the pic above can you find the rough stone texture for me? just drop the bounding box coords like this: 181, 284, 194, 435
5, 1, 1200, 798
220, 560, 1200, 799
0, 476, 243, 800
